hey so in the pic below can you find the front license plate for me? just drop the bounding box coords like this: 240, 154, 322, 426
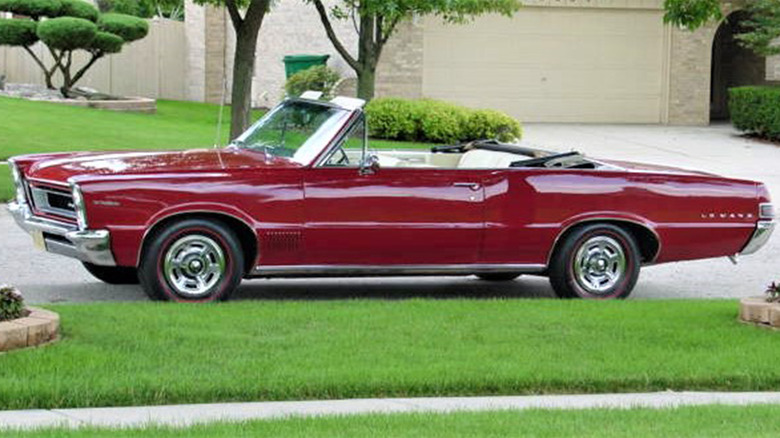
32, 231, 46, 251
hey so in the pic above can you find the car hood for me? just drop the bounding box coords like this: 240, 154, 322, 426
23, 148, 298, 183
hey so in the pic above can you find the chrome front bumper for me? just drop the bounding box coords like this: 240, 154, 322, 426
7, 201, 116, 266
740, 220, 775, 256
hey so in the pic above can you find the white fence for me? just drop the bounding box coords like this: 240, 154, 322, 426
0, 18, 186, 100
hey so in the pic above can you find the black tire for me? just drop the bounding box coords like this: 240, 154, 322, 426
475, 273, 522, 282
138, 218, 244, 302
549, 224, 640, 300
83, 262, 139, 285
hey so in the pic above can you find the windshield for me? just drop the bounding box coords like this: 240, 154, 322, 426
232, 100, 350, 165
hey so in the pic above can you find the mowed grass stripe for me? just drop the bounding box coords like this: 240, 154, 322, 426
0, 300, 779, 410
4, 405, 780, 437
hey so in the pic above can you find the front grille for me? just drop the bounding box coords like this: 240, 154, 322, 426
29, 183, 76, 220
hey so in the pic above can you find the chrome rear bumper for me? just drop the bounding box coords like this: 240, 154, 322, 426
7, 201, 116, 266
740, 220, 775, 256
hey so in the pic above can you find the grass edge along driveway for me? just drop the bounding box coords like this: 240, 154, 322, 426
3, 405, 780, 437
1, 299, 780, 410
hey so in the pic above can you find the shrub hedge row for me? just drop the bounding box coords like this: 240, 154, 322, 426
729, 86, 780, 141
366, 97, 522, 144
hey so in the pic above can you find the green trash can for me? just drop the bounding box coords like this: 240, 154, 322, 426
283, 54, 330, 78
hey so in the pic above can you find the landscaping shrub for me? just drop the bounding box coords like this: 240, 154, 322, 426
0, 285, 25, 322
90, 30, 123, 53
0, 18, 38, 47
60, 0, 99, 22
366, 97, 522, 144
37, 17, 97, 50
285, 65, 341, 100
98, 13, 148, 42
729, 86, 780, 141
0, 0, 62, 19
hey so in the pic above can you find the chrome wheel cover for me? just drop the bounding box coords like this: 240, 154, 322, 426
573, 235, 626, 295
163, 234, 226, 298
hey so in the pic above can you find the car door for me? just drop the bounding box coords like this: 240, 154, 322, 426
302, 118, 487, 266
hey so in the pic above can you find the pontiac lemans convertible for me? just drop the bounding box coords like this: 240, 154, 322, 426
7, 94, 775, 302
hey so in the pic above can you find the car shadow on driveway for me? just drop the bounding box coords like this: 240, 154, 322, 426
233, 276, 555, 301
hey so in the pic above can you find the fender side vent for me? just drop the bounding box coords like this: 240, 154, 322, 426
264, 231, 301, 253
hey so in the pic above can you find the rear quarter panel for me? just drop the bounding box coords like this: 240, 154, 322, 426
481, 169, 759, 265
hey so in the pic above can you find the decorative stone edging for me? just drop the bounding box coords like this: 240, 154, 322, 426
0, 307, 60, 352
739, 297, 780, 328
53, 97, 157, 114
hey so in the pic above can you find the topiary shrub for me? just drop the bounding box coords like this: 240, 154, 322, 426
366, 97, 523, 144
729, 86, 780, 141
98, 13, 148, 42
0, 1, 149, 94
285, 65, 341, 100
37, 17, 98, 50
0, 285, 25, 322
0, 18, 38, 46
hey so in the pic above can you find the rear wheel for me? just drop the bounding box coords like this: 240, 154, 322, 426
138, 219, 244, 302
82, 262, 139, 285
549, 224, 640, 299
475, 273, 522, 282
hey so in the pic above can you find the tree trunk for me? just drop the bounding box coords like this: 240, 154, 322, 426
356, 68, 375, 101
230, 29, 258, 140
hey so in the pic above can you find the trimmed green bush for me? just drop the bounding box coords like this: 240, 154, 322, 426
0, 285, 25, 322
37, 17, 96, 50
0, 0, 62, 19
0, 18, 38, 46
729, 86, 780, 141
60, 0, 99, 22
366, 97, 522, 144
98, 13, 148, 42
466, 109, 523, 143
90, 31, 123, 53
285, 65, 341, 100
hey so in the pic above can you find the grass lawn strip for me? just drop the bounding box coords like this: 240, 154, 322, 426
3, 405, 780, 437
1, 300, 780, 410
0, 97, 434, 201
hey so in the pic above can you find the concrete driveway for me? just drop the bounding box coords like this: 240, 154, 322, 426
1, 123, 777, 304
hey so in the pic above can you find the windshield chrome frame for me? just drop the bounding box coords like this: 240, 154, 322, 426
313, 111, 368, 169
230, 98, 354, 167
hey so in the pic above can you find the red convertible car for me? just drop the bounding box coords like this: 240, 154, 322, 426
7, 95, 775, 302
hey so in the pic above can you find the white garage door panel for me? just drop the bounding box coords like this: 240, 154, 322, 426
423, 8, 666, 123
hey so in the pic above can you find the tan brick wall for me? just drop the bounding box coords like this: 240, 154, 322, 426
204, 6, 228, 104
667, 24, 718, 125
376, 18, 424, 99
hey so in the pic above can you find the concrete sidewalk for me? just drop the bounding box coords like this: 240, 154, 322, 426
3, 392, 780, 430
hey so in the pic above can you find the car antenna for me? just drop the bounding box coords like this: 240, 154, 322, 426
213, 10, 228, 170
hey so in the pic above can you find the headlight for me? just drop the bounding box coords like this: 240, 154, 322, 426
9, 159, 26, 205
70, 182, 89, 230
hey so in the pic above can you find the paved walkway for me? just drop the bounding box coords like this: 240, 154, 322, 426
3, 392, 780, 430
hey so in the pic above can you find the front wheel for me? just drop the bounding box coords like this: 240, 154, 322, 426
83, 262, 139, 285
138, 219, 244, 302
548, 224, 640, 299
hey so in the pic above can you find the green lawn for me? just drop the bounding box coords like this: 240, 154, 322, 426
1, 300, 780, 410
5, 406, 780, 437
0, 96, 433, 201
0, 164, 12, 202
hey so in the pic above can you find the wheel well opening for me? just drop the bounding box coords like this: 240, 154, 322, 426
140, 213, 258, 275
552, 220, 660, 264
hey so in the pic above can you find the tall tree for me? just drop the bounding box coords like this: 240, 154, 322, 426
309, 0, 521, 101
194, 0, 271, 139
664, 0, 780, 56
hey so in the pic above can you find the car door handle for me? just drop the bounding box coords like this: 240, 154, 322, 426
453, 182, 481, 191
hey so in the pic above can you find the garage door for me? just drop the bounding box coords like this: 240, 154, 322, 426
422, 7, 667, 123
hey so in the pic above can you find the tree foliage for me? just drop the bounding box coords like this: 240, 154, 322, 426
310, 0, 520, 100
0, 0, 149, 94
664, 0, 780, 57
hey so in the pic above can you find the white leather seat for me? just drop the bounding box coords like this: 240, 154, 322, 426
457, 149, 519, 169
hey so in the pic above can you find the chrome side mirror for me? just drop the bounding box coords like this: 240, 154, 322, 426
359, 154, 380, 176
